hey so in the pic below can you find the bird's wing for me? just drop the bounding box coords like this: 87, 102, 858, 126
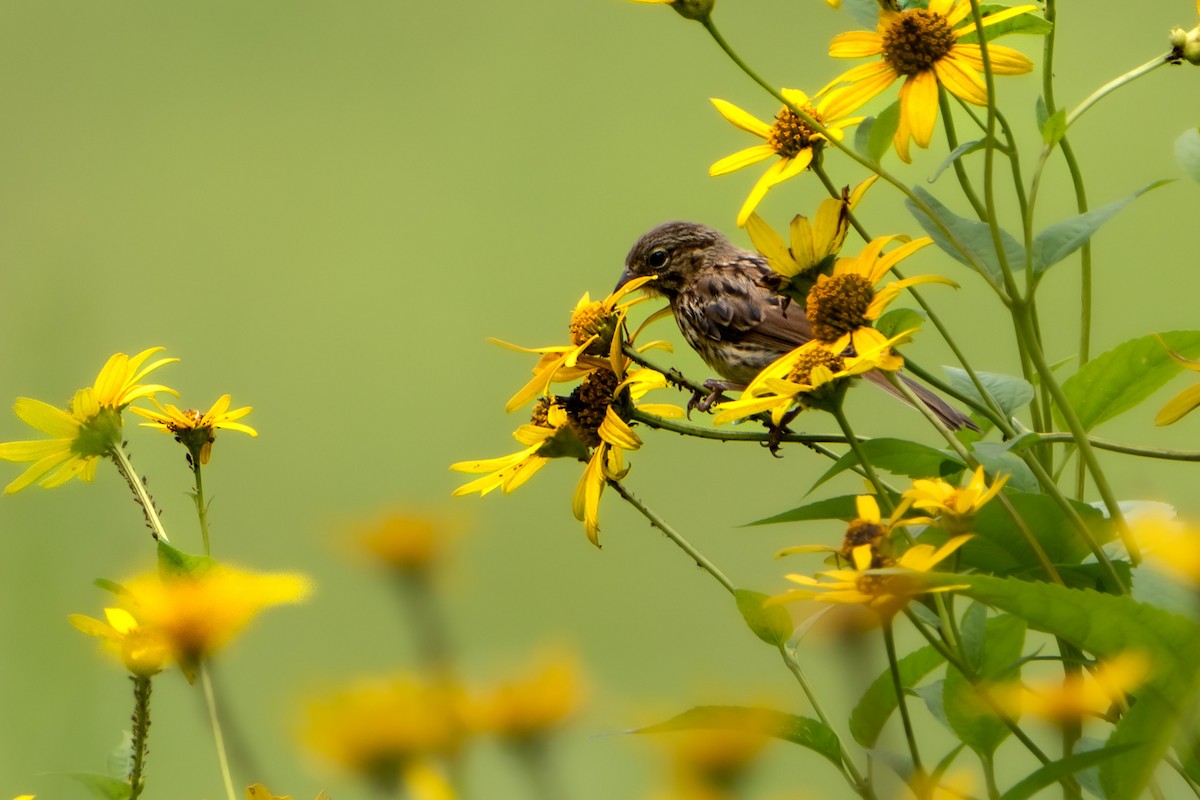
679, 255, 812, 349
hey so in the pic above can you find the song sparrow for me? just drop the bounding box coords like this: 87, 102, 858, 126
614, 220, 974, 430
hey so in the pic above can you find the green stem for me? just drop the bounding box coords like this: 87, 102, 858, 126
629, 408, 854, 446
395, 571, 458, 683
191, 460, 212, 556
200, 661, 237, 800
1066, 55, 1171, 129
831, 403, 894, 515
779, 643, 876, 800
128, 675, 153, 800
513, 738, 568, 800
982, 753, 1001, 800
937, 87, 987, 220
608, 479, 735, 595
109, 443, 170, 544
883, 621, 924, 776
1038, 433, 1200, 462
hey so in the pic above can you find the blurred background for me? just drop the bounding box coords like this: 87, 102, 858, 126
0, 0, 1197, 797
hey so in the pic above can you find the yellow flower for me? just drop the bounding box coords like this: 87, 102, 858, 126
246, 785, 331, 800
806, 235, 952, 356
1155, 341, 1200, 425
1134, 511, 1200, 586
991, 652, 1150, 725
901, 465, 1008, 539
131, 394, 256, 464
495, 276, 655, 413
772, 534, 973, 621
475, 650, 585, 741
711, 335, 908, 426
777, 494, 921, 566
119, 564, 308, 678
302, 675, 467, 783
826, 1, 1036, 161
744, 176, 876, 288
0, 347, 177, 494
69, 606, 170, 677
355, 512, 455, 573
708, 88, 864, 226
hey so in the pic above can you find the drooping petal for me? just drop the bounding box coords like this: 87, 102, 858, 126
745, 213, 799, 276
934, 56, 988, 105
710, 98, 772, 139
3, 450, 75, 494
736, 160, 788, 227
709, 144, 777, 176
598, 407, 642, 450
903, 69, 940, 148
1156, 384, 1200, 425
12, 397, 79, 438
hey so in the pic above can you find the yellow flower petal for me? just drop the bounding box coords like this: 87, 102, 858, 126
902, 69, 940, 148
934, 56, 988, 105
709, 144, 777, 176
829, 30, 884, 58
710, 98, 771, 139
1156, 383, 1200, 425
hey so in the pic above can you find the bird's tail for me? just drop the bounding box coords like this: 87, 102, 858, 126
865, 370, 979, 432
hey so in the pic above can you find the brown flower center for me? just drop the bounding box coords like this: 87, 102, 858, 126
565, 369, 619, 448
881, 9, 956, 76
529, 398, 554, 429
786, 347, 846, 386
806, 273, 875, 343
768, 105, 824, 159
569, 302, 615, 349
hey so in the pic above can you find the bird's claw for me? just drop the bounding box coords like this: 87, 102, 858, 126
687, 379, 734, 416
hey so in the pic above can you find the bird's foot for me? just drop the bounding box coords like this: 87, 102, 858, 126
688, 379, 744, 416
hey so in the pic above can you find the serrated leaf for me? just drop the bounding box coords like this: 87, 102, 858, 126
1058, 330, 1200, 431
748, 494, 863, 526
943, 613, 1026, 756
67, 774, 132, 800
876, 307, 926, 339
849, 645, 945, 748
967, 442, 1038, 493
999, 744, 1136, 800
1030, 181, 1170, 274
632, 705, 843, 767
923, 573, 1200, 800
943, 367, 1034, 417
156, 539, 216, 578
930, 138, 987, 182
905, 187, 1026, 284
812, 438, 965, 491
735, 589, 792, 646
1176, 127, 1200, 182
1040, 109, 1067, 146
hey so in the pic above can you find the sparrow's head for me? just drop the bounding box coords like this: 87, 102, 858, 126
615, 221, 735, 299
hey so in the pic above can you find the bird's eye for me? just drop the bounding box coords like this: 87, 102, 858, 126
647, 249, 669, 269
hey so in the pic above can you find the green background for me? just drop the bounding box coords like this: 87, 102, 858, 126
0, 1, 1197, 797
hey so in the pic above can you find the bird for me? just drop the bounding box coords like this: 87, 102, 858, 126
613, 220, 975, 430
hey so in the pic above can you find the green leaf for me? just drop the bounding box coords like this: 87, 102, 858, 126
943, 613, 1026, 756
957, 7, 1053, 42
1035, 96, 1050, 133
93, 578, 128, 597
812, 438, 965, 491
849, 645, 945, 748
958, 601, 989, 671
735, 589, 792, 646
67, 774, 132, 800
930, 138, 987, 182
924, 573, 1200, 800
107, 731, 134, 779
1058, 330, 1200, 431
845, 0, 881, 28
905, 187, 1026, 284
869, 102, 901, 163
967, 442, 1038, 493
999, 745, 1137, 800
943, 367, 1034, 417
959, 492, 1113, 577
748, 494, 863, 526
1030, 181, 1170, 274
156, 539, 216, 578
876, 307, 926, 339
1175, 127, 1200, 182
1039, 109, 1066, 146
632, 705, 843, 768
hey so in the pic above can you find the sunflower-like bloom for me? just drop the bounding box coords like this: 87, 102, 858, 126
354, 512, 456, 573
474, 650, 585, 741
68, 606, 170, 677
745, 177, 877, 295
131, 394, 256, 465
711, 335, 907, 425
806, 236, 954, 356
902, 466, 1008, 535
709, 89, 864, 226
302, 675, 468, 785
652, 726, 768, 800
495, 276, 656, 413
0, 347, 177, 494
771, 533, 973, 621
119, 564, 308, 680
1155, 342, 1200, 425
826, 1, 1036, 161
776, 495, 922, 565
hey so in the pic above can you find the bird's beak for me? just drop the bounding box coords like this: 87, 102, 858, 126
613, 266, 635, 294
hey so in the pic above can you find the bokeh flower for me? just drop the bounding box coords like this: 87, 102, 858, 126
354, 512, 455, 573
777, 494, 921, 566
69, 606, 169, 677
991, 652, 1150, 725
246, 785, 331, 800
826, 1, 1036, 161
709, 88, 864, 225
303, 674, 467, 790
475, 650, 585, 742
0, 347, 177, 493
649, 726, 769, 800
1134, 510, 1200, 586
131, 393, 256, 464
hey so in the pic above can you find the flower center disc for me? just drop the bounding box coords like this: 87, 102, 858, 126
806, 273, 875, 342
768, 106, 822, 158
566, 369, 619, 448
569, 303, 613, 347
786, 347, 846, 385
881, 9, 956, 76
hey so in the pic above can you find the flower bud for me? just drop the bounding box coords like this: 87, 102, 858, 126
669, 0, 714, 19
